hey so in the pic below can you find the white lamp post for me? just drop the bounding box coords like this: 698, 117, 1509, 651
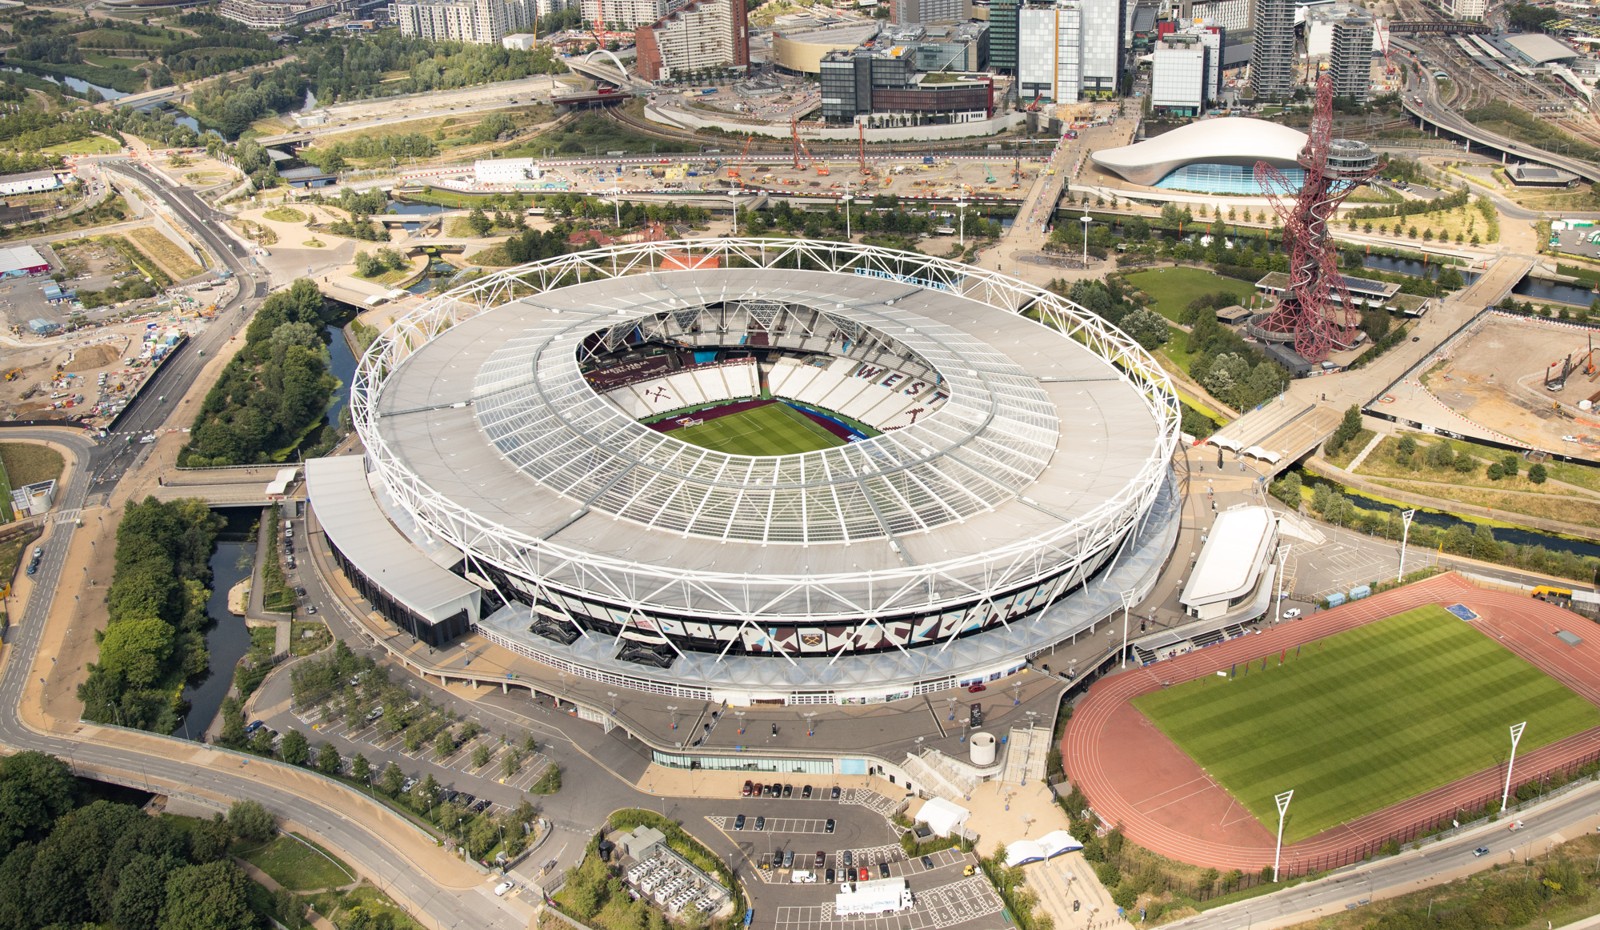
1501, 721, 1526, 812
1273, 789, 1294, 882
1274, 544, 1291, 623
842, 189, 853, 240
957, 195, 967, 247
731, 192, 741, 236
1119, 589, 1136, 669
1079, 211, 1092, 266
1397, 509, 1416, 582
609, 187, 622, 228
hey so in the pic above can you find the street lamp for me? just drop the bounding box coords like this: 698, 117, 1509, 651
609, 187, 622, 228
957, 194, 967, 247
668, 705, 678, 730
1079, 211, 1092, 267
730, 191, 741, 236
1273, 789, 1294, 882
735, 710, 746, 735
606, 690, 618, 718
1119, 589, 1136, 669
842, 188, 853, 240
804, 711, 816, 737
1501, 721, 1526, 812
1274, 544, 1291, 623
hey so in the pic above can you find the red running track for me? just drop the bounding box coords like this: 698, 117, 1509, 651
1062, 573, 1600, 871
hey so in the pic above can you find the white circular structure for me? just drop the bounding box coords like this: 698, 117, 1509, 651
970, 732, 997, 767
352, 239, 1181, 701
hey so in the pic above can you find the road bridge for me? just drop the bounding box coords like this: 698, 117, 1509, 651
1390, 20, 1489, 34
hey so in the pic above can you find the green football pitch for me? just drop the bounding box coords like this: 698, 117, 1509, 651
669, 403, 847, 456
1133, 606, 1600, 842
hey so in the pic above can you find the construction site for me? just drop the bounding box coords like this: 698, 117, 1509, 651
1, 313, 204, 429
1389, 312, 1600, 457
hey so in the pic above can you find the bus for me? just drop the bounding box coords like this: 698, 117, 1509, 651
1532, 585, 1573, 600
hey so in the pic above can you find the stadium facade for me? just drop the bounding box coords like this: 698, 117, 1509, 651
1091, 118, 1310, 194
317, 239, 1182, 705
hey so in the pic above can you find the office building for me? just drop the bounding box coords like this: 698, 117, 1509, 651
635, 0, 750, 81
1080, 0, 1125, 95
1151, 33, 1208, 114
394, 0, 536, 43
1449, 0, 1484, 20
989, 0, 1019, 70
1017, 5, 1057, 100
1055, 2, 1082, 103
1129, 1, 1161, 53
1328, 10, 1372, 101
912, 23, 991, 71
891, 0, 967, 26
1249, 0, 1294, 98
819, 46, 994, 124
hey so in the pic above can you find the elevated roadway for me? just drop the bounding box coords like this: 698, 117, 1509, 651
1398, 46, 1600, 184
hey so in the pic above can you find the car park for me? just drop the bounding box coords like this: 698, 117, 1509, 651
734, 814, 746, 830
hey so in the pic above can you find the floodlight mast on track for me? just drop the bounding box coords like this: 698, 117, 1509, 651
1273, 789, 1294, 882
1397, 509, 1416, 582
1501, 721, 1527, 812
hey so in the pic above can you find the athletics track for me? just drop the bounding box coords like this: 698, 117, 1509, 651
1062, 573, 1600, 871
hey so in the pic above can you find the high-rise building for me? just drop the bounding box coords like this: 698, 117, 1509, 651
1249, 0, 1294, 98
1329, 11, 1372, 102
1079, 0, 1125, 95
1017, 6, 1057, 100
1055, 2, 1082, 104
891, 0, 968, 26
818, 46, 993, 124
635, 0, 749, 81
394, 0, 536, 44
912, 23, 991, 72
582, 0, 673, 30
989, 0, 1019, 71
1150, 34, 1208, 114
1449, 0, 1484, 20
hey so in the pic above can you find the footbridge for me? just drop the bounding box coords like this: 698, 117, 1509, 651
1203, 399, 1345, 478
150, 465, 300, 508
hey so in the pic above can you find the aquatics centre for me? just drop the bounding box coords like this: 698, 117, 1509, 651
313, 239, 1183, 705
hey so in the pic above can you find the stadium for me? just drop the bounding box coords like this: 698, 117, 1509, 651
334, 239, 1182, 704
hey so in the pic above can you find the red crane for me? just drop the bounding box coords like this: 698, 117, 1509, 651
1253, 74, 1381, 363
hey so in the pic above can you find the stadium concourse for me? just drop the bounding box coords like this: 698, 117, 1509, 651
1062, 573, 1600, 872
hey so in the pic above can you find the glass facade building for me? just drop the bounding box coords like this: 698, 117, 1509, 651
1080, 0, 1124, 95
1155, 163, 1306, 194
989, 0, 1019, 71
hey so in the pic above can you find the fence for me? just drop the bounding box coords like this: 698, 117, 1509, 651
1182, 745, 1600, 901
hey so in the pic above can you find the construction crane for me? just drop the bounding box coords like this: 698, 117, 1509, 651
727, 133, 754, 187
858, 122, 867, 175
1376, 19, 1397, 83
1025, 90, 1044, 112
791, 117, 825, 174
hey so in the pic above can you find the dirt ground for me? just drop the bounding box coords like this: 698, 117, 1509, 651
51, 237, 133, 292
1421, 313, 1600, 453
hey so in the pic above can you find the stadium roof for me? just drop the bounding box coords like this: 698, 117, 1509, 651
371, 268, 1160, 592
1092, 118, 1307, 186
1505, 32, 1580, 65
1180, 506, 1277, 610
306, 456, 480, 624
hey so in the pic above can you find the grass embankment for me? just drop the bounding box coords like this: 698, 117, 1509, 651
1134, 605, 1600, 842
264, 206, 308, 223
238, 832, 357, 891
127, 226, 203, 280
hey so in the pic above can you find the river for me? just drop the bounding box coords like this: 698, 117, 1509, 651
178, 511, 257, 741
1, 65, 127, 101
325, 315, 357, 428
1512, 275, 1599, 308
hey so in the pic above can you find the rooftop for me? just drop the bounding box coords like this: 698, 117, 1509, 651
1180, 506, 1277, 608
1506, 32, 1581, 64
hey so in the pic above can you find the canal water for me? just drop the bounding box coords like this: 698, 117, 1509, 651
1512, 275, 1598, 308
1359, 253, 1480, 283
325, 314, 357, 428
1, 66, 126, 100
179, 511, 258, 740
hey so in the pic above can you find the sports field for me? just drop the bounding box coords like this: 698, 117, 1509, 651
671, 403, 847, 456
1133, 606, 1600, 842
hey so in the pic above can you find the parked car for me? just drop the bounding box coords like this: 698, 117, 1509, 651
755, 816, 765, 831
922, 855, 934, 869
831, 786, 841, 800
879, 862, 890, 878
802, 785, 812, 799
815, 851, 825, 868
1283, 607, 1302, 619
825, 868, 835, 884
734, 814, 746, 830
783, 850, 794, 869
825, 819, 835, 834
782, 784, 793, 798
842, 850, 852, 868
858, 867, 869, 882
967, 683, 986, 693
742, 780, 754, 797
751, 782, 762, 797
494, 880, 514, 896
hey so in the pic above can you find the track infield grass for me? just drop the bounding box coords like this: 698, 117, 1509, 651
670, 403, 846, 456
1132, 606, 1600, 842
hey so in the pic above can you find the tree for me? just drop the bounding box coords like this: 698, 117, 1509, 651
1501, 454, 1520, 478
278, 729, 310, 766
473, 745, 492, 769
158, 861, 254, 930
0, 751, 76, 851
227, 799, 276, 844
378, 762, 404, 796
111, 852, 176, 930
1529, 463, 1547, 484
434, 730, 457, 760
316, 742, 343, 776
350, 754, 372, 784
467, 207, 493, 237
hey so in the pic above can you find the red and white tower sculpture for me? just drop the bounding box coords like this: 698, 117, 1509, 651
1254, 74, 1380, 362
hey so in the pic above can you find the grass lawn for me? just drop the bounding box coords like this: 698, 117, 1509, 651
1133, 606, 1600, 842
670, 403, 847, 456
40, 134, 122, 156
239, 833, 357, 891
263, 206, 307, 223
1123, 267, 1258, 323
1158, 325, 1201, 375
